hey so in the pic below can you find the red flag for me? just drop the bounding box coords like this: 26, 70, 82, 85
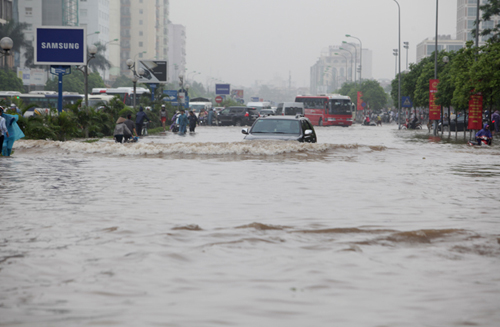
468, 93, 483, 130
429, 79, 440, 120
356, 91, 364, 111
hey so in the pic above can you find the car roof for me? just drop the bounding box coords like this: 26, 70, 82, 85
258, 116, 307, 121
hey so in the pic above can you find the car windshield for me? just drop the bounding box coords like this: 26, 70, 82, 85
251, 119, 301, 134
260, 109, 273, 114
329, 99, 352, 115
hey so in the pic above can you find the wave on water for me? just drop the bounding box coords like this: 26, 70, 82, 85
15, 139, 386, 157
171, 224, 499, 257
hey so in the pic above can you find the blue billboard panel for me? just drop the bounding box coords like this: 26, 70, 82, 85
216, 84, 230, 95
163, 90, 178, 101
35, 26, 86, 65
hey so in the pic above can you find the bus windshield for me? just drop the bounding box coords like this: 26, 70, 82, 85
329, 99, 352, 115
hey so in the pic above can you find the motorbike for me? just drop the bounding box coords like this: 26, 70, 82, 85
468, 136, 491, 146
362, 117, 376, 126
401, 119, 422, 129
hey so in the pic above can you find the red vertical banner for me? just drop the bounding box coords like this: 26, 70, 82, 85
429, 79, 440, 120
356, 91, 364, 111
468, 93, 483, 130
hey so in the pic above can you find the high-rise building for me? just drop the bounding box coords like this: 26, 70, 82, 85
456, 0, 498, 43
0, 0, 13, 25
167, 22, 186, 84
117, 0, 169, 78
417, 0, 499, 62
416, 35, 465, 63
310, 45, 372, 95
15, 0, 170, 85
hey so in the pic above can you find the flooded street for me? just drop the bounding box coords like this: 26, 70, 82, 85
1, 124, 500, 326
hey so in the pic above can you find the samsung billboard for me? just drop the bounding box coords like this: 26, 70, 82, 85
35, 26, 87, 65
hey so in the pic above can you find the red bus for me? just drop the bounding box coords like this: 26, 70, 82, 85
295, 94, 354, 127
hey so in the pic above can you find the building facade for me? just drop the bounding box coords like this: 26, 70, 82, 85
310, 45, 372, 95
117, 0, 169, 79
456, 0, 498, 43
167, 22, 186, 84
416, 35, 465, 62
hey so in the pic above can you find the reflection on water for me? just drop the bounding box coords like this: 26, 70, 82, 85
1, 125, 500, 327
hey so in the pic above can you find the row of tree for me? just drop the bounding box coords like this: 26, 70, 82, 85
390, 1, 500, 115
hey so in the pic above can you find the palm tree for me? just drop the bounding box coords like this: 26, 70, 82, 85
0, 21, 30, 69
0, 21, 30, 53
88, 42, 111, 72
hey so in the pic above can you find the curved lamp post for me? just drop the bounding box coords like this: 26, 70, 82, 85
76, 44, 97, 107
346, 34, 362, 82
339, 47, 353, 82
334, 52, 348, 86
126, 58, 145, 109
342, 41, 357, 84
403, 42, 409, 70
393, 0, 401, 130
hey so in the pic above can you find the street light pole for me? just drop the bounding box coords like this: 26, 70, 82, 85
334, 52, 348, 86
126, 58, 145, 110
403, 42, 409, 70
393, 0, 401, 130
393, 49, 398, 77
434, 0, 439, 135
346, 34, 362, 82
339, 47, 353, 82
84, 45, 97, 108
342, 41, 357, 84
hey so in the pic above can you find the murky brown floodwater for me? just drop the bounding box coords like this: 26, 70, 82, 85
1, 124, 500, 326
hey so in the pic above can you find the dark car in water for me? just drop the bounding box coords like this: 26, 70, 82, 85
217, 106, 260, 126
242, 116, 317, 143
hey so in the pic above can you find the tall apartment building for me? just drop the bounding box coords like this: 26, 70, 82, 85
0, 0, 13, 25
117, 0, 169, 78
417, 0, 499, 62
457, 0, 498, 43
167, 22, 186, 84
14, 0, 169, 85
416, 35, 465, 63
310, 45, 372, 95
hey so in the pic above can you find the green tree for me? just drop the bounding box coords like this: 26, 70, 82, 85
0, 69, 24, 92
45, 71, 105, 93
112, 75, 133, 88
89, 42, 112, 72
0, 21, 30, 66
412, 50, 452, 108
473, 0, 500, 43
469, 41, 500, 112
337, 80, 388, 110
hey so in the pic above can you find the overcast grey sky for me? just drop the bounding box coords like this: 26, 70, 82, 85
170, 0, 457, 89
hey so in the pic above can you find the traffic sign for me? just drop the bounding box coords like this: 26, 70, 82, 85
215, 95, 223, 103
216, 84, 230, 95
402, 96, 413, 108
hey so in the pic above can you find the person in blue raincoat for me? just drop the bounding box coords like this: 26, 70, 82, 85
178, 109, 188, 134
475, 123, 492, 145
1, 107, 25, 156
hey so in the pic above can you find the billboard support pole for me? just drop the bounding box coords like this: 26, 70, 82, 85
50, 65, 71, 113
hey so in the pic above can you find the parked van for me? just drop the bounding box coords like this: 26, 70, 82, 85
189, 101, 212, 116
275, 102, 305, 116
246, 101, 271, 113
